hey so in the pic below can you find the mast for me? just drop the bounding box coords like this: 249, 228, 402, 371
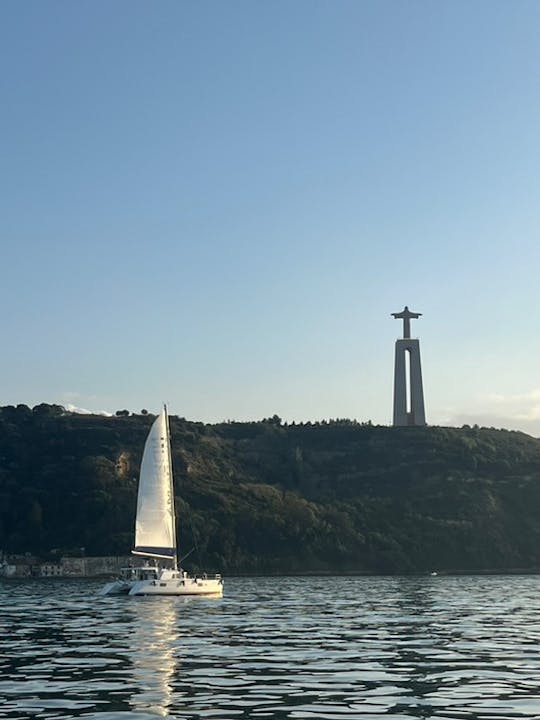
164, 404, 178, 570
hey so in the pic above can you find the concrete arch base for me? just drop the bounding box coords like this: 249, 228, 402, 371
393, 338, 426, 426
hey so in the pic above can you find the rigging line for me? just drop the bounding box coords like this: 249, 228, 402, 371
179, 547, 195, 563
184, 500, 203, 571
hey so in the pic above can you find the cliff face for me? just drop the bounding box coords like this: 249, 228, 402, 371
2, 404, 540, 573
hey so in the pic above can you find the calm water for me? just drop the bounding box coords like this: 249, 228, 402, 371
1, 575, 540, 719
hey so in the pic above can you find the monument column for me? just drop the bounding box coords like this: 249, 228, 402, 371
391, 306, 426, 427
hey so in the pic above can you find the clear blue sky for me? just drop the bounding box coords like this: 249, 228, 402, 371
2, 0, 540, 433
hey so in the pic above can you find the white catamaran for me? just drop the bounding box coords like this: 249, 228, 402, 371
101, 406, 223, 597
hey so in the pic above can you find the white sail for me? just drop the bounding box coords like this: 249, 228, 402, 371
132, 407, 177, 562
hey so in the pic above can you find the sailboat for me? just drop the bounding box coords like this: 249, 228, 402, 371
101, 406, 223, 597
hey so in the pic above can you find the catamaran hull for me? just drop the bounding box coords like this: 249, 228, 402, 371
129, 578, 223, 597
100, 565, 223, 598
99, 580, 135, 596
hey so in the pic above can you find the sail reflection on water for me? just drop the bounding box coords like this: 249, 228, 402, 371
128, 599, 179, 717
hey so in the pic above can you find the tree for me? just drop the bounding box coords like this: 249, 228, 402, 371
33, 403, 65, 416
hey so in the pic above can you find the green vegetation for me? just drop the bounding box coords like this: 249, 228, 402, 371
2, 404, 540, 573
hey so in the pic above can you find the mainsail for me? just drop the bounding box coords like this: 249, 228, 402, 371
132, 407, 177, 562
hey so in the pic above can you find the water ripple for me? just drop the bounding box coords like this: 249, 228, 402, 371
2, 576, 540, 718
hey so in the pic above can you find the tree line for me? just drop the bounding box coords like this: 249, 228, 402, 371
2, 403, 540, 573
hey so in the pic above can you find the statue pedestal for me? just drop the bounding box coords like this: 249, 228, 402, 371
393, 338, 426, 426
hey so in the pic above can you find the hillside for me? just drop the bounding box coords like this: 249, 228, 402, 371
2, 404, 540, 573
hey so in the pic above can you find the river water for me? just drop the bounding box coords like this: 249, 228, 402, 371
1, 575, 540, 719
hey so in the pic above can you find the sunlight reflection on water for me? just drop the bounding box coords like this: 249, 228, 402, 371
1, 575, 540, 718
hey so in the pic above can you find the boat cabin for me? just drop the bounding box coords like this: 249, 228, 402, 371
119, 564, 159, 582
